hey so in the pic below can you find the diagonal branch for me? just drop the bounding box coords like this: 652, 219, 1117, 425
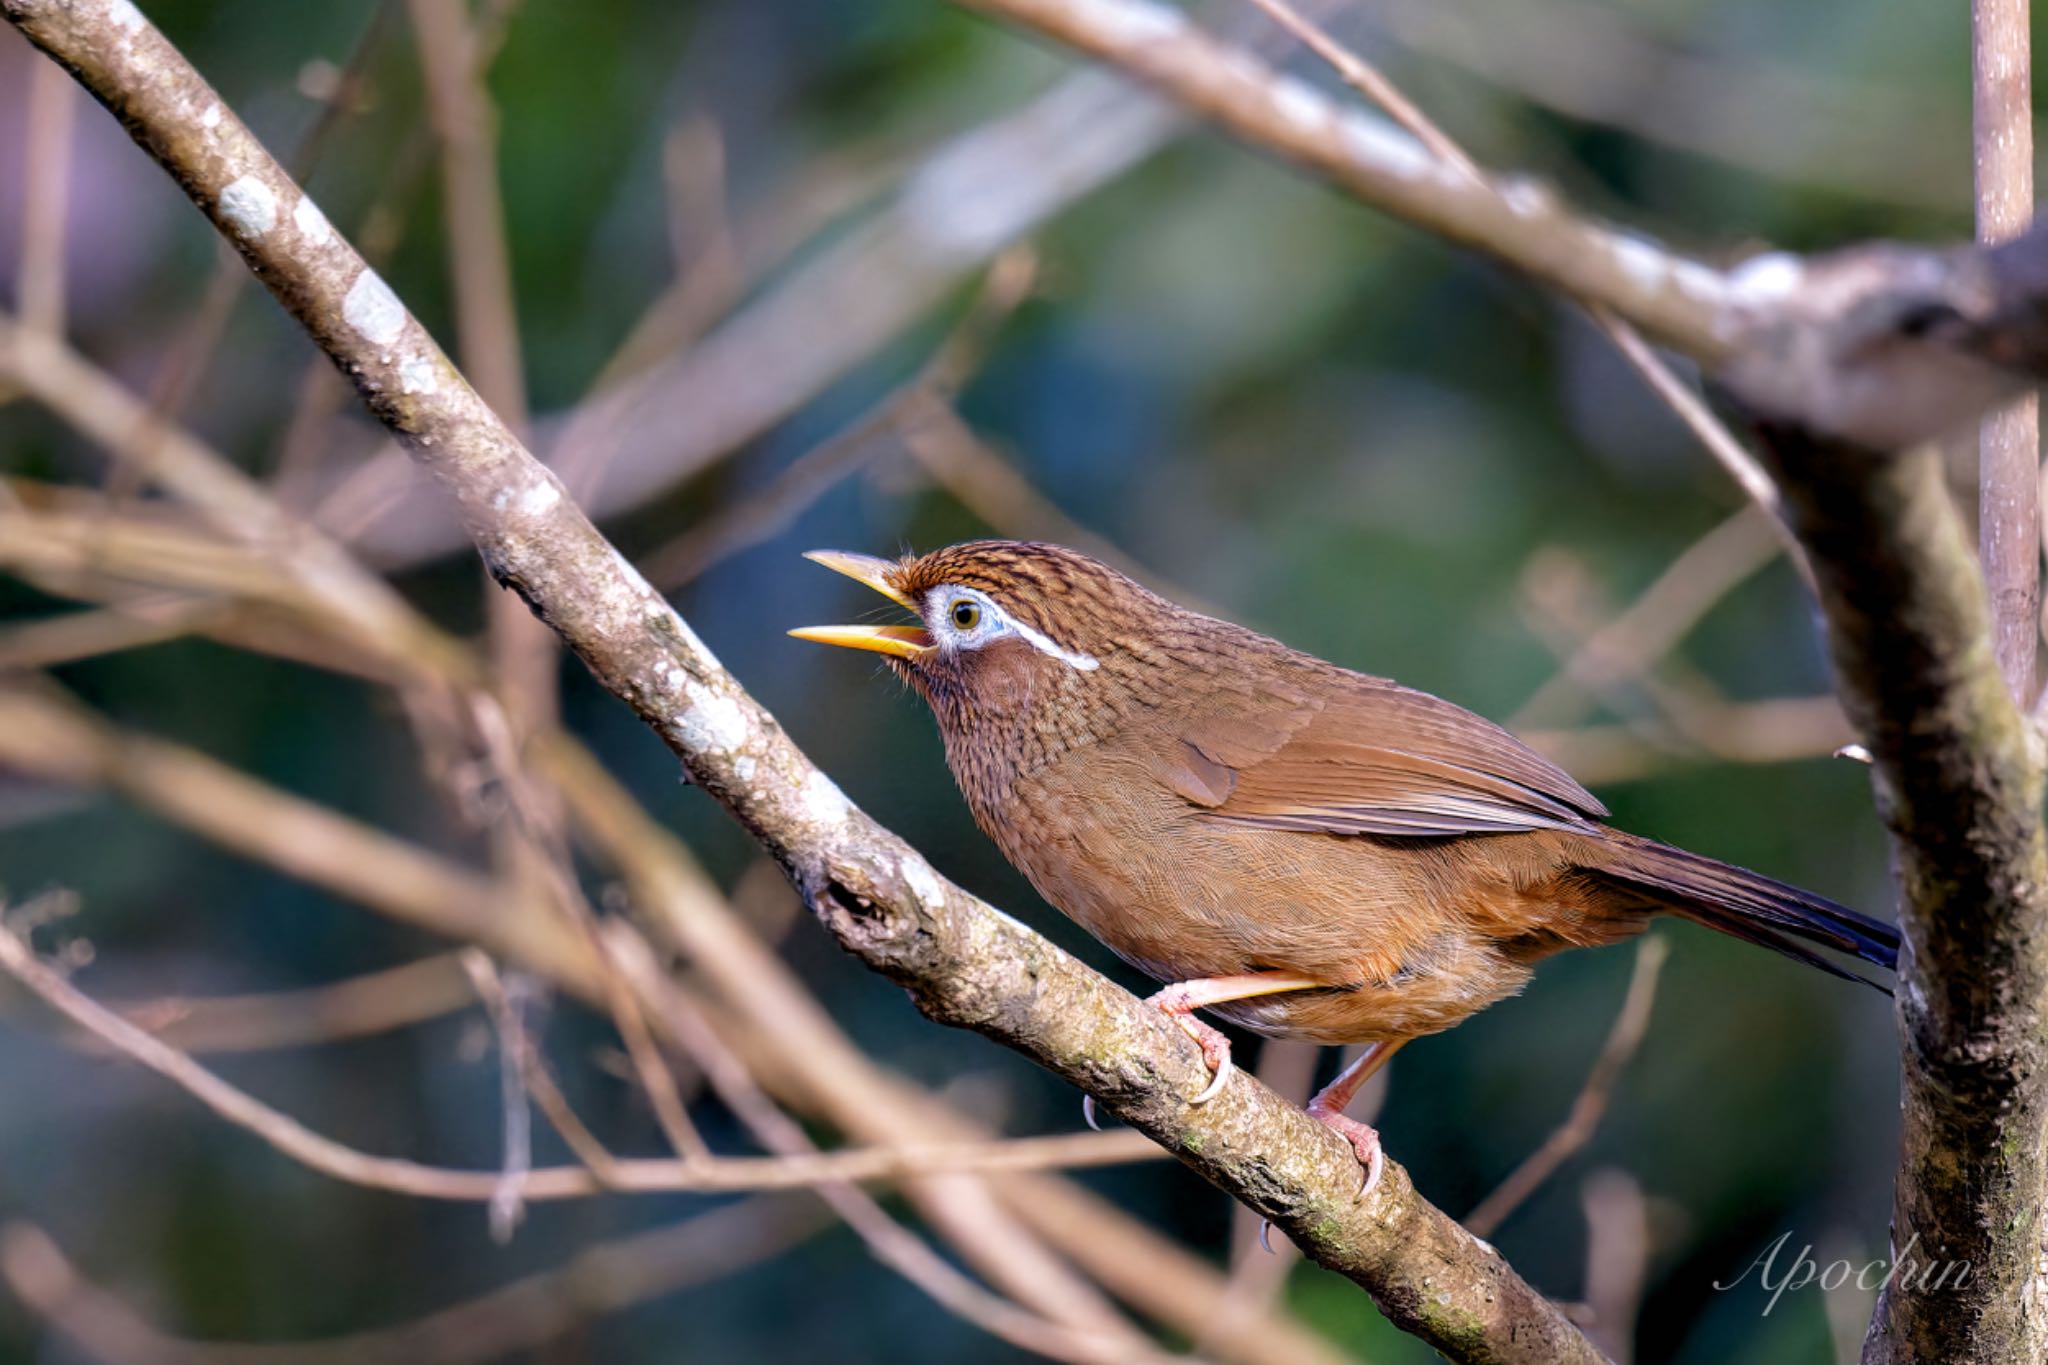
0, 3, 1601, 1359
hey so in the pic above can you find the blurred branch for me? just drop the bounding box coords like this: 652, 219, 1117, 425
1366, 0, 1976, 210
1577, 1170, 1650, 1365
0, 596, 234, 672
0, 682, 594, 985
0, 915, 1161, 1199
17, 57, 74, 336
405, 0, 525, 432
1510, 507, 1783, 731
1514, 538, 1857, 770
118, 953, 474, 1054
0, 317, 469, 678
1464, 937, 1668, 1239
954, 0, 2048, 451
959, 0, 1733, 357
0, 1202, 833, 1365
898, 397, 1217, 612
0, 6, 1602, 1359
328, 65, 1187, 567
642, 245, 1042, 590
1973, 0, 2039, 703
1523, 696, 1854, 787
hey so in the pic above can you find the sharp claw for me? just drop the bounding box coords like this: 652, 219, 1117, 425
1190, 1046, 1232, 1104
1082, 1094, 1102, 1131
1358, 1141, 1385, 1202
1258, 1219, 1277, 1255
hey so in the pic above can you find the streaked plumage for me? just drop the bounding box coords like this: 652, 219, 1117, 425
793, 541, 1896, 1182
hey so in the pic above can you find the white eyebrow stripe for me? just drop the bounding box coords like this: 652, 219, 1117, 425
1007, 613, 1100, 671
930, 585, 1100, 671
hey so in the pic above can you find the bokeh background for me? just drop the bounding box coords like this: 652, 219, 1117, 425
0, 0, 1987, 1360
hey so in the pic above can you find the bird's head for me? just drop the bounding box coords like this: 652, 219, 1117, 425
789, 541, 1167, 730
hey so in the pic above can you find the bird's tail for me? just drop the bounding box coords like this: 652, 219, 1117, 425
1588, 834, 1898, 991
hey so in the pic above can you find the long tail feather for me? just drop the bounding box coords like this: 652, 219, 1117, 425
1592, 835, 1897, 991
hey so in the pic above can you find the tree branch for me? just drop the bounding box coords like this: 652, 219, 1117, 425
1735, 420, 2048, 1364
1, 3, 1602, 1359
1972, 0, 2038, 703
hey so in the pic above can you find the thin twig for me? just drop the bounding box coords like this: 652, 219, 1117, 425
1242, 0, 1798, 556
1510, 507, 1782, 731
641, 246, 1040, 589
1578, 1168, 1650, 1365
599, 924, 1178, 1365
0, 920, 1160, 1199
115, 953, 473, 1054
1465, 936, 1669, 1238
456, 950, 537, 1239
1366, 0, 1970, 210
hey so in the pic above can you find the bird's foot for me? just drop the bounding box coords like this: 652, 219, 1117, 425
1305, 1100, 1385, 1200
1142, 984, 1235, 1104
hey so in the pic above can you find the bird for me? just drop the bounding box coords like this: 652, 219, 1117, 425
790, 540, 1896, 1194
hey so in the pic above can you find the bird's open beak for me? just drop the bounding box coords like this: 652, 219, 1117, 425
788, 550, 934, 661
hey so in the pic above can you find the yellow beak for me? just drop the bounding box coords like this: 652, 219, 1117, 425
789, 550, 934, 661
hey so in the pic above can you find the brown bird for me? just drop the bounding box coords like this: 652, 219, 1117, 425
791, 541, 1895, 1192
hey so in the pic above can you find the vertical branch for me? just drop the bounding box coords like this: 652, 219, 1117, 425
1974, 0, 2039, 701
18, 58, 75, 336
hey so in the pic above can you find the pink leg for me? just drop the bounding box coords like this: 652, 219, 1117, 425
1143, 972, 1321, 1104
1306, 1039, 1408, 1198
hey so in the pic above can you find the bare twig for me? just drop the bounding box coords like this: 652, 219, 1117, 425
1366, 0, 1971, 210
1578, 1169, 1650, 1364
1511, 507, 1783, 730
598, 924, 1176, 1365
0, 918, 1159, 1199
1465, 937, 1668, 1239
117, 953, 474, 1054
1242, 0, 1797, 552
641, 247, 1041, 590
456, 950, 538, 1239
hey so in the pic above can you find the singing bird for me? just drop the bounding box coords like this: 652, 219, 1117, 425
791, 541, 1895, 1192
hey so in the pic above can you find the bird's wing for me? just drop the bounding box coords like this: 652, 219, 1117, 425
1154, 673, 1607, 838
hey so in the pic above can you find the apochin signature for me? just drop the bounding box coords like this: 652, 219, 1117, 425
1715, 1232, 1972, 1315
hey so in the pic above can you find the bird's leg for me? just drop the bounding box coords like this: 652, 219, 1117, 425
1306, 1038, 1408, 1199
1141, 971, 1322, 1104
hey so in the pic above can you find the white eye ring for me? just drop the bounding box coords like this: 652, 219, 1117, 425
924, 586, 1099, 671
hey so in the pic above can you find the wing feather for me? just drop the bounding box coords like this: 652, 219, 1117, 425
1163, 672, 1605, 838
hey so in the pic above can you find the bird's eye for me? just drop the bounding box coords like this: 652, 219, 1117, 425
949, 599, 981, 630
